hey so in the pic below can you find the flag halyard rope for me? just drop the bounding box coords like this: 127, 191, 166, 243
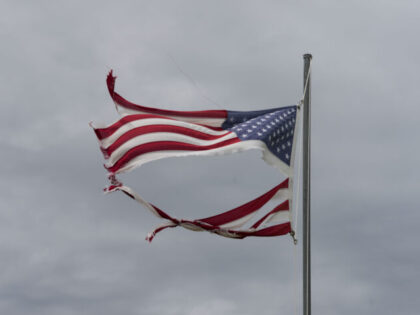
298, 59, 312, 109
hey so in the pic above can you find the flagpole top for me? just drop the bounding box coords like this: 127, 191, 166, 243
303, 53, 312, 60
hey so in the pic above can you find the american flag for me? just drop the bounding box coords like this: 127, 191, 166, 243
91, 71, 298, 176
90, 71, 299, 241
107, 176, 293, 242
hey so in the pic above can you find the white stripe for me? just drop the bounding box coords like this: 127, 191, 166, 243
214, 230, 242, 238
106, 132, 238, 167
273, 188, 291, 200
98, 117, 230, 149
219, 188, 289, 229
218, 212, 257, 229
116, 105, 226, 127
258, 210, 290, 228
179, 222, 204, 232
112, 186, 161, 218
111, 140, 286, 174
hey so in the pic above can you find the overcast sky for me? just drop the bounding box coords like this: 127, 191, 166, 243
1, 1, 419, 314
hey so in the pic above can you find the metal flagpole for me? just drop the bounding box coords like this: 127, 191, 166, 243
302, 53, 312, 315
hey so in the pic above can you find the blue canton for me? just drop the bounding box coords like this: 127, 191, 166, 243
223, 105, 297, 166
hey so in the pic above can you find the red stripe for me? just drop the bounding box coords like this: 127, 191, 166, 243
251, 200, 289, 229
146, 224, 177, 242
197, 124, 225, 131
198, 179, 289, 226
151, 205, 177, 222
94, 114, 176, 140
107, 70, 227, 119
101, 125, 231, 157
93, 114, 227, 141
106, 137, 241, 173
179, 219, 219, 231
234, 222, 291, 238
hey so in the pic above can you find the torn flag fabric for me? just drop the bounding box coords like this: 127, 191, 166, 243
90, 71, 300, 241
107, 176, 293, 242
91, 71, 299, 176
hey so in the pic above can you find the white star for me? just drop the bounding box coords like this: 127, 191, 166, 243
242, 134, 248, 138
247, 129, 252, 133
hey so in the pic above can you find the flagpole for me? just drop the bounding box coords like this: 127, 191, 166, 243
302, 53, 312, 315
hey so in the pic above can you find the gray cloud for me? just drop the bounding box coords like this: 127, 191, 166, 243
1, 0, 419, 314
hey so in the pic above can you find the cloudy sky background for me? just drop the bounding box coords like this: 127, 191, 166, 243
1, 1, 419, 314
